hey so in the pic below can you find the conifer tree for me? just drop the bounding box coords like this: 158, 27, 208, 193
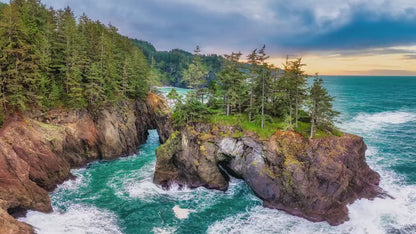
308, 75, 339, 139
0, 1, 38, 111
246, 49, 258, 122
183, 45, 208, 102
218, 52, 245, 116
279, 57, 307, 128
257, 45, 270, 129
0, 1, 151, 115
85, 62, 104, 105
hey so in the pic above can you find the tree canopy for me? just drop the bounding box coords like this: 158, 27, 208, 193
171, 45, 340, 139
0, 0, 150, 125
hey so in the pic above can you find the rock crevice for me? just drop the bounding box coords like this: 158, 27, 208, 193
154, 124, 382, 226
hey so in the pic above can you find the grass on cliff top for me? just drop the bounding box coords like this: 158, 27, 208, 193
208, 114, 284, 139
208, 114, 342, 139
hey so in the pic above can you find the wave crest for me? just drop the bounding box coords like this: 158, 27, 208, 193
341, 111, 416, 133
19, 204, 122, 234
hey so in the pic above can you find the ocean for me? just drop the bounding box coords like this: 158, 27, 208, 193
19, 76, 416, 234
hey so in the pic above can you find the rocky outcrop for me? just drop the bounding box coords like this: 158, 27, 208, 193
0, 93, 171, 234
154, 124, 382, 226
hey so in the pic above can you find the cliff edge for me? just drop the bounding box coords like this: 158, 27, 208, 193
154, 124, 382, 226
0, 93, 171, 234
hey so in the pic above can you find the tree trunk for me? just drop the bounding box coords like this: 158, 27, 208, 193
261, 69, 265, 129
295, 82, 298, 128
289, 90, 292, 126
100, 32, 104, 87
226, 100, 230, 117
310, 117, 314, 139
249, 85, 253, 122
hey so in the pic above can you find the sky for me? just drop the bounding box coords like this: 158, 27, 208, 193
3, 0, 416, 75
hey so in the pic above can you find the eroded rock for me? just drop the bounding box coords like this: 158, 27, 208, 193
0, 94, 172, 233
154, 124, 382, 226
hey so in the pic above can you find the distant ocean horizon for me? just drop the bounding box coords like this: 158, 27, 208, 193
321, 75, 416, 77
20, 76, 416, 233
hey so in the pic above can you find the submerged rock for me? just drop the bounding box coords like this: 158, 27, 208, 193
0, 93, 172, 234
154, 124, 382, 226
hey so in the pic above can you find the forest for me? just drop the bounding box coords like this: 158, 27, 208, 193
169, 46, 340, 139
0, 0, 339, 138
131, 39, 223, 88
0, 0, 150, 125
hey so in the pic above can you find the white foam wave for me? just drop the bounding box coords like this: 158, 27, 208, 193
172, 205, 195, 219
341, 111, 416, 133
208, 153, 416, 234
125, 177, 167, 199
53, 168, 89, 194
19, 204, 122, 234
123, 173, 252, 214
152, 226, 177, 234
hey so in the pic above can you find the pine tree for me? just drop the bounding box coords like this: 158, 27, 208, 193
127, 47, 150, 99
183, 45, 208, 102
291, 58, 307, 128
246, 49, 258, 122
0, 1, 151, 115
0, 1, 38, 111
217, 52, 245, 116
85, 62, 104, 105
279, 57, 307, 129
308, 75, 339, 139
257, 45, 270, 129
167, 88, 180, 100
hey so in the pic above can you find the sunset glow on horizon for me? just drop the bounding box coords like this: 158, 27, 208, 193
5, 0, 415, 76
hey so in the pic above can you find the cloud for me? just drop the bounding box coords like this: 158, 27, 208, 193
3, 0, 416, 55
277, 10, 416, 52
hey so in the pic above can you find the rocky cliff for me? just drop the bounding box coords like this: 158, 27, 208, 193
154, 124, 382, 226
0, 93, 171, 234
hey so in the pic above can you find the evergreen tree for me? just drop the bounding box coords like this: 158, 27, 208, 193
85, 62, 104, 105
167, 88, 180, 100
308, 75, 339, 139
217, 52, 245, 116
279, 57, 308, 129
0, 1, 38, 111
171, 91, 213, 129
256, 45, 270, 129
246, 49, 258, 122
182, 45, 208, 102
126, 47, 150, 99
0, 1, 151, 118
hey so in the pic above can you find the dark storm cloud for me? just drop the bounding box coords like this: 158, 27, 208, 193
9, 0, 416, 54
277, 10, 416, 51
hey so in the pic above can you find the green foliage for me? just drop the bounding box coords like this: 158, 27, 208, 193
132, 40, 224, 88
167, 88, 180, 100
279, 57, 308, 128
0, 1, 150, 115
308, 75, 340, 138
208, 114, 285, 139
217, 52, 247, 116
172, 91, 214, 128
232, 130, 244, 138
177, 46, 341, 139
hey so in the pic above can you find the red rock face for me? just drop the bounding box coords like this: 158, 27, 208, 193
154, 124, 383, 226
0, 95, 172, 234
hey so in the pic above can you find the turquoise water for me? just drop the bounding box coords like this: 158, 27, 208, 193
20, 77, 416, 233
158, 87, 190, 98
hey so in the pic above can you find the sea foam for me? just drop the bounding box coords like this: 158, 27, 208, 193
19, 204, 122, 234
341, 111, 416, 132
208, 111, 416, 234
